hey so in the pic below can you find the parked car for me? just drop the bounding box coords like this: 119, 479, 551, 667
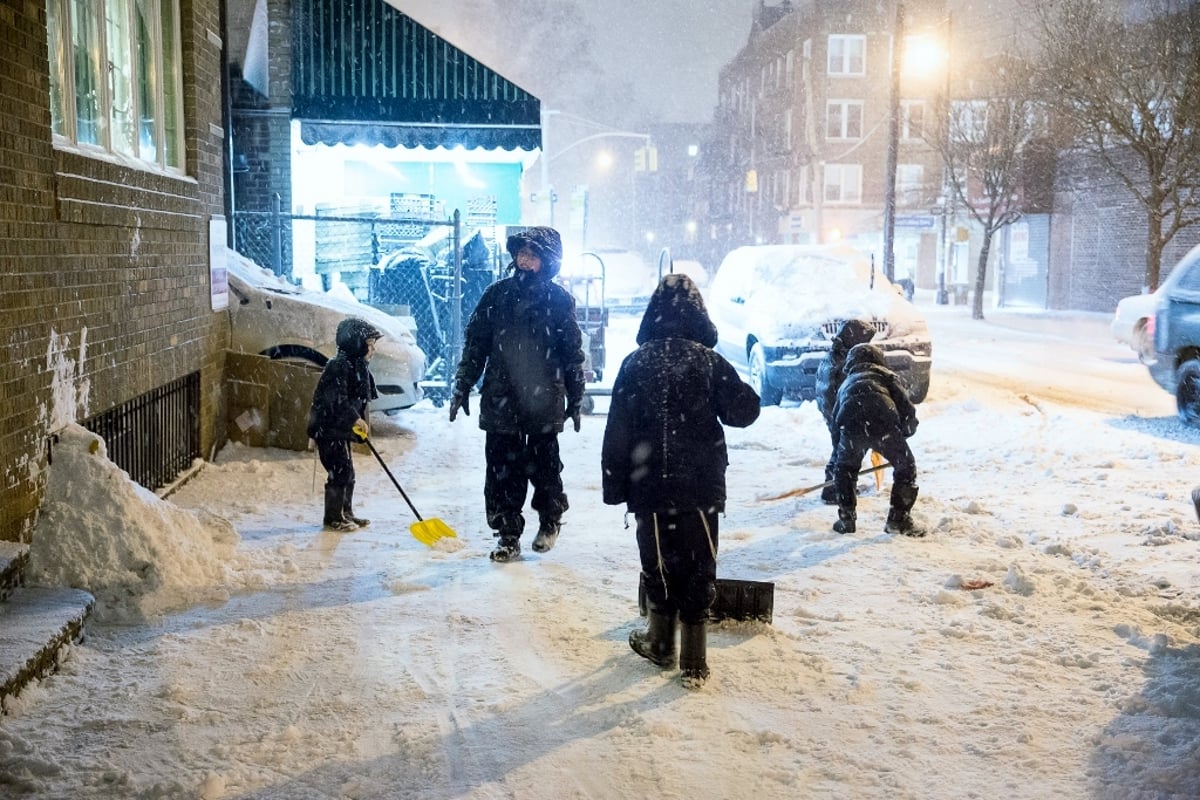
225, 251, 426, 413
1145, 243, 1200, 424
1111, 290, 1160, 363
705, 244, 933, 406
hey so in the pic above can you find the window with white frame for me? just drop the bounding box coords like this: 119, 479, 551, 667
826, 100, 863, 139
46, 0, 185, 171
823, 163, 862, 204
900, 100, 926, 140
897, 164, 924, 205
827, 35, 865, 76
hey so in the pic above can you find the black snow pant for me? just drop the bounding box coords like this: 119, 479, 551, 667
483, 431, 569, 537
833, 427, 917, 514
315, 437, 355, 525
635, 509, 719, 625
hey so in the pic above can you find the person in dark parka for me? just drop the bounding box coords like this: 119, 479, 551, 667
814, 318, 878, 504
449, 226, 586, 562
307, 317, 381, 532
831, 343, 922, 536
602, 273, 761, 689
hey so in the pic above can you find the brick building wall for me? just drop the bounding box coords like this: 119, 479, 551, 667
1049, 147, 1200, 312
0, 0, 230, 542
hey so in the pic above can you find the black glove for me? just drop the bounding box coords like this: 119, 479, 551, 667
566, 403, 582, 433
449, 391, 470, 422
903, 416, 919, 438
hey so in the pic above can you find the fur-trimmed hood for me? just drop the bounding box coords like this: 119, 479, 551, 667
506, 226, 563, 280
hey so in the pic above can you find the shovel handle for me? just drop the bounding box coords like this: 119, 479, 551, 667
362, 437, 424, 522
758, 461, 892, 503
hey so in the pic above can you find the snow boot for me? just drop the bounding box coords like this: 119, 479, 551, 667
341, 480, 370, 527
489, 534, 522, 562
885, 483, 924, 537
819, 483, 838, 505
833, 508, 856, 534
532, 516, 560, 553
679, 620, 709, 689
323, 484, 356, 532
629, 610, 678, 668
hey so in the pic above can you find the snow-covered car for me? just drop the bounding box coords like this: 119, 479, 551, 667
225, 251, 425, 413
1111, 290, 1160, 363
706, 244, 932, 406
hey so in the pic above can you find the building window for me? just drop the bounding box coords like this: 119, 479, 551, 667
823, 163, 862, 204
897, 164, 925, 205
827, 35, 866, 76
826, 100, 864, 139
47, 0, 186, 171
900, 101, 926, 140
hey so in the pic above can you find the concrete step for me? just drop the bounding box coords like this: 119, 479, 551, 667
0, 541, 29, 602
0, 586, 95, 709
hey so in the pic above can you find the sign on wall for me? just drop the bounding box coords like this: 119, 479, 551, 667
210, 216, 228, 311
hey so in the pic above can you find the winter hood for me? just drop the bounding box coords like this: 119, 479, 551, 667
845, 342, 888, 372
833, 318, 878, 357
506, 226, 563, 280
335, 317, 383, 358
636, 273, 719, 347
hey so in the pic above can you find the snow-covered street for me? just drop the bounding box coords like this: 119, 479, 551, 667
3, 302, 1200, 799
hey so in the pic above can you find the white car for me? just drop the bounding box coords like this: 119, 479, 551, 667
225, 251, 426, 413
706, 244, 933, 406
1110, 290, 1159, 363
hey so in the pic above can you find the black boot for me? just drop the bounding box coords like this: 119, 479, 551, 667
342, 480, 369, 527
832, 472, 857, 533
532, 516, 560, 553
679, 620, 709, 689
833, 507, 856, 534
629, 610, 677, 668
885, 483, 924, 537
323, 484, 356, 532
489, 533, 522, 562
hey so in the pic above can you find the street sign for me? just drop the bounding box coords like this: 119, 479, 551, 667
895, 215, 935, 229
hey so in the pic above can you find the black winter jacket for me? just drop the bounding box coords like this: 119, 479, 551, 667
602, 274, 761, 513
453, 268, 586, 435
833, 344, 918, 440
815, 318, 878, 426
307, 318, 380, 441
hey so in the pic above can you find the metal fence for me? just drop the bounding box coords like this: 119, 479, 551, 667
83, 372, 201, 490
232, 201, 511, 400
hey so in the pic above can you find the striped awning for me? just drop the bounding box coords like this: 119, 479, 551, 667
292, 0, 542, 151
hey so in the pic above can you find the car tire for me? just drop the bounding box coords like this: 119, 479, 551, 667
749, 343, 782, 406
263, 345, 329, 368
1176, 358, 1200, 425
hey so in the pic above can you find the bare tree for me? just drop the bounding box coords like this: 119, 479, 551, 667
929, 57, 1042, 320
1035, 0, 1200, 291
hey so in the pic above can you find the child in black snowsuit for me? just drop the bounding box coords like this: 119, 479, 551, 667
602, 273, 761, 689
831, 343, 923, 536
814, 319, 878, 504
307, 317, 381, 532
448, 226, 586, 563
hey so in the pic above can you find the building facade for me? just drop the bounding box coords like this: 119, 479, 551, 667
1, 1, 231, 542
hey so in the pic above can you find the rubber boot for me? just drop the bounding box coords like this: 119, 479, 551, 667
629, 610, 678, 668
323, 484, 356, 532
833, 507, 856, 534
532, 515, 560, 553
885, 483, 924, 537
679, 620, 709, 689
341, 480, 370, 527
832, 471, 857, 533
490, 531, 522, 562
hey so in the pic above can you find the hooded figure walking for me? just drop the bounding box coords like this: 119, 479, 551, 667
307, 317, 381, 532
449, 226, 586, 562
831, 343, 923, 536
814, 319, 878, 504
602, 273, 761, 689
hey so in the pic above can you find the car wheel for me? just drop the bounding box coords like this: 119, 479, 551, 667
749, 343, 782, 406
263, 345, 328, 368
1133, 321, 1154, 364
1176, 359, 1200, 425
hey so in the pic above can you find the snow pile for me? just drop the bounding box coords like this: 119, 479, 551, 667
28, 424, 241, 622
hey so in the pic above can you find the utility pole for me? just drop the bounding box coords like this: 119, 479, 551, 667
882, 0, 905, 283
936, 11, 953, 305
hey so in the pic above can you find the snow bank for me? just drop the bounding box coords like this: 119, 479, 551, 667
28, 424, 240, 622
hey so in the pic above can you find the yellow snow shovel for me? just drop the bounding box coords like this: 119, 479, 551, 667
869, 450, 886, 492
354, 424, 457, 547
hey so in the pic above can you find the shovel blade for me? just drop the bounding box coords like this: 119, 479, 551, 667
410, 518, 457, 547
